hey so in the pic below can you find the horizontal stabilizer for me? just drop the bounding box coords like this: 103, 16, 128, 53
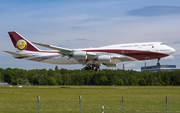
4, 51, 32, 57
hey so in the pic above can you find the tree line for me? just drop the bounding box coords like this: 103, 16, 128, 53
0, 66, 180, 86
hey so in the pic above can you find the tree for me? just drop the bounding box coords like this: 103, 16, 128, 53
163, 73, 170, 86
0, 72, 4, 81
32, 74, 41, 85
146, 73, 153, 85
157, 74, 162, 85
139, 78, 146, 86
47, 77, 56, 85
128, 76, 136, 85
11, 77, 17, 85
60, 68, 68, 75
48, 69, 55, 78
39, 69, 48, 85
55, 66, 59, 71
4, 68, 12, 83
1, 67, 180, 86
100, 76, 108, 85
117, 79, 123, 85
56, 78, 63, 85
61, 74, 71, 85
77, 72, 84, 85
24, 79, 30, 85
173, 70, 180, 85
84, 72, 92, 85
16, 78, 25, 85
71, 73, 78, 85
54, 73, 61, 79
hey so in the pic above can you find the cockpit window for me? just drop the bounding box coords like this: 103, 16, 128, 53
160, 43, 165, 45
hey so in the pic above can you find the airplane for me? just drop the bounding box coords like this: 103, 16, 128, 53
4, 31, 176, 71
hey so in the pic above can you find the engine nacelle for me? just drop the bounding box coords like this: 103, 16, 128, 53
97, 55, 111, 63
72, 51, 87, 59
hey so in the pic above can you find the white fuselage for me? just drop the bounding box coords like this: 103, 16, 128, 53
16, 42, 175, 65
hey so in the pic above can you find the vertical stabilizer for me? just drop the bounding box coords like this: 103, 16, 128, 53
8, 31, 40, 51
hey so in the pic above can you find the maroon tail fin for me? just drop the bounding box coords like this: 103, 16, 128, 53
8, 31, 40, 51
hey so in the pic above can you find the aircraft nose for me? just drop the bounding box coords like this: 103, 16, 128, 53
172, 48, 176, 53
170, 47, 176, 54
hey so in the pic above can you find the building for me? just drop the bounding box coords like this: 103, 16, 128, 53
141, 65, 179, 72
0, 82, 8, 85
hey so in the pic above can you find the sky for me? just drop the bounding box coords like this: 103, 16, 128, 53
1, 0, 180, 70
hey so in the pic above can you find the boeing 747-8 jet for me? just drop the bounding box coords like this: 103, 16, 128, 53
4, 31, 176, 71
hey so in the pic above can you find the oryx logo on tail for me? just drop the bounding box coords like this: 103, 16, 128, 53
8, 31, 40, 51
17, 40, 27, 50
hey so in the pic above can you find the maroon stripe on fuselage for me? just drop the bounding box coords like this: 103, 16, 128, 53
83, 49, 168, 60
24, 49, 168, 61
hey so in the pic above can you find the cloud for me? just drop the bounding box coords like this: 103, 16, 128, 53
71, 27, 81, 29
176, 55, 180, 59
174, 41, 180, 44
75, 39, 86, 41
120, 63, 136, 68
66, 39, 87, 42
162, 55, 174, 60
1, 1, 180, 70
127, 6, 180, 17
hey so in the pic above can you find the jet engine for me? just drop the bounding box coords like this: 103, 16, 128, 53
71, 51, 87, 59
96, 55, 111, 63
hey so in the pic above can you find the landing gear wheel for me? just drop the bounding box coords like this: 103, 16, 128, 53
95, 66, 99, 72
84, 66, 88, 70
90, 66, 94, 70
84, 64, 99, 71
88, 66, 91, 70
84, 65, 91, 70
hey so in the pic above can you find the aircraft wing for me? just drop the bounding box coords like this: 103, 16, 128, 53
32, 42, 96, 59
4, 51, 32, 57
32, 42, 72, 52
32, 42, 137, 66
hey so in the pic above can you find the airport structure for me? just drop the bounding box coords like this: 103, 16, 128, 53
141, 65, 179, 72
0, 82, 8, 85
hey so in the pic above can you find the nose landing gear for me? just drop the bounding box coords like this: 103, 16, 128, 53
157, 58, 160, 66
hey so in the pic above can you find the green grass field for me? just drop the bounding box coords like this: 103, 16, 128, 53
0, 86, 180, 113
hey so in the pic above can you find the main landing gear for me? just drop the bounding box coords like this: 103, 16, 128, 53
157, 58, 160, 66
84, 64, 100, 71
